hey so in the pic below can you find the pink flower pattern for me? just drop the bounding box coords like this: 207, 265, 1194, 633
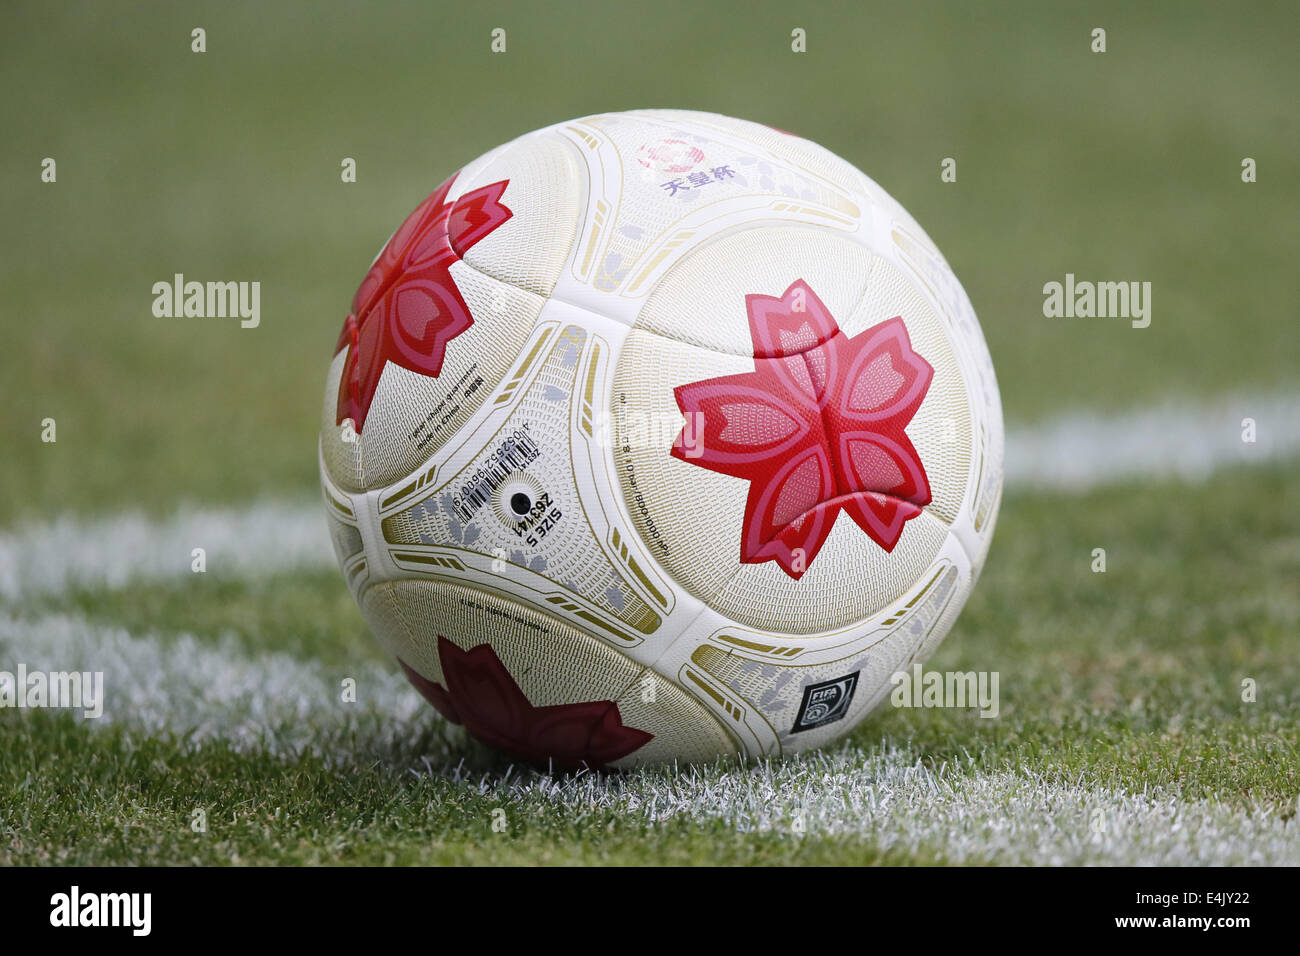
334, 173, 512, 432
399, 638, 653, 770
672, 280, 933, 579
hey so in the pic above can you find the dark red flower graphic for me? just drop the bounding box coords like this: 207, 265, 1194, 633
671, 279, 933, 579
398, 637, 653, 770
334, 174, 512, 432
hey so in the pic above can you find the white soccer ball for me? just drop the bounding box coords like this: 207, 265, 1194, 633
319, 110, 1003, 768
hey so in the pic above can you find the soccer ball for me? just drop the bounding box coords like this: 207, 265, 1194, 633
319, 110, 1002, 769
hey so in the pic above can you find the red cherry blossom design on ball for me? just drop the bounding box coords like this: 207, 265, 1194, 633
671, 279, 934, 579
334, 174, 512, 432
398, 637, 653, 770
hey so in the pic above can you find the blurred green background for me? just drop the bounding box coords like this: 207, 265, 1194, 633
2, 0, 1297, 524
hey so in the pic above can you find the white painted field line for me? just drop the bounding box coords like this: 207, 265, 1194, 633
2, 611, 1295, 865
527, 749, 1300, 866
0, 611, 443, 759
1006, 391, 1300, 491
0, 500, 334, 603
1, 391, 1297, 603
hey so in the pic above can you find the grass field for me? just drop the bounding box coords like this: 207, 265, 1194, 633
1, 0, 1298, 865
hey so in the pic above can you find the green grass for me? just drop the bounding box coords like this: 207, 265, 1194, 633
1, 716, 954, 866
4, 463, 1296, 864
36, 570, 380, 671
